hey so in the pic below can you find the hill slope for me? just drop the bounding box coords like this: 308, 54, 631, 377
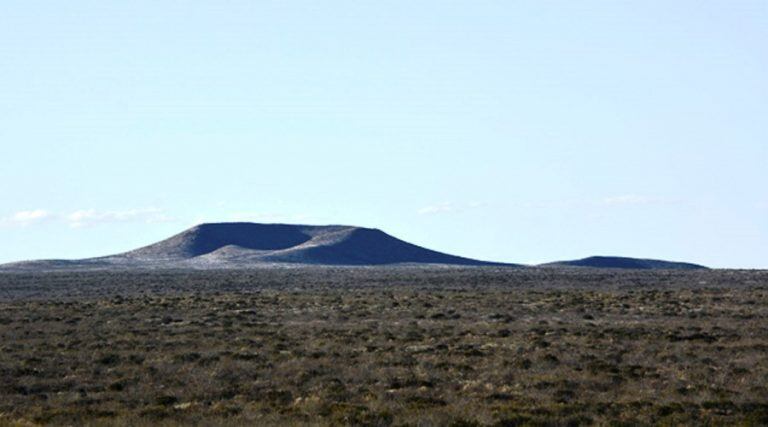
0, 223, 514, 271
541, 256, 707, 270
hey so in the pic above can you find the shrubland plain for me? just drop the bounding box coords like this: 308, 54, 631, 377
1, 268, 767, 426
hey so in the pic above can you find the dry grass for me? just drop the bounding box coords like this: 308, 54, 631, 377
0, 268, 767, 426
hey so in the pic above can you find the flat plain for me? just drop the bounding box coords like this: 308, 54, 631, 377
1, 267, 767, 426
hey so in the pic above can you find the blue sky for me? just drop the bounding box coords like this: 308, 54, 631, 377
1, 1, 766, 268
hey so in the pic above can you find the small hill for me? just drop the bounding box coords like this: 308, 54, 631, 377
541, 256, 707, 270
0, 223, 515, 271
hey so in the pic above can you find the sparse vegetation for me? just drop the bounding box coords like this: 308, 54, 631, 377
1, 268, 767, 425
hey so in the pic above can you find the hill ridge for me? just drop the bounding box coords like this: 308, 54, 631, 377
541, 255, 707, 270
1, 222, 513, 270
0, 223, 710, 271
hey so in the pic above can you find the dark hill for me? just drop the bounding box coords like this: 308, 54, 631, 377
541, 256, 707, 270
125, 223, 318, 259
1, 223, 515, 271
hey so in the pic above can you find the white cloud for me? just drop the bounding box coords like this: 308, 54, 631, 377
65, 208, 175, 228
417, 203, 457, 215
0, 209, 51, 227
2, 207, 177, 228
